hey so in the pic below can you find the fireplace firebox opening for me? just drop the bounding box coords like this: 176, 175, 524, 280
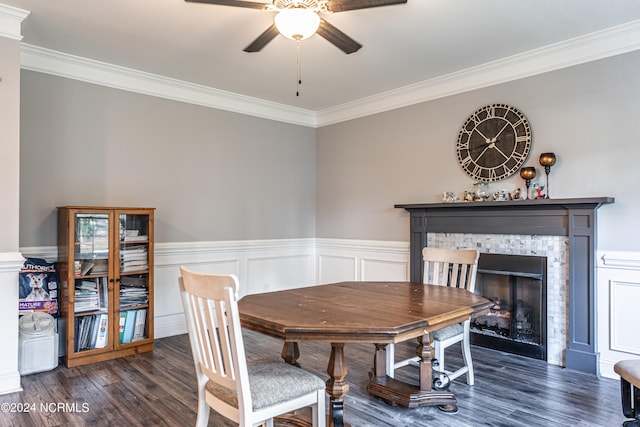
471, 253, 547, 360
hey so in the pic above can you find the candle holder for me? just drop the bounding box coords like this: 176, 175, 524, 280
519, 167, 536, 200
539, 153, 557, 199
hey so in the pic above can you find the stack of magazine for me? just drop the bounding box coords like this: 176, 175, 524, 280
120, 245, 148, 272
74, 278, 107, 312
119, 275, 149, 308
121, 229, 148, 242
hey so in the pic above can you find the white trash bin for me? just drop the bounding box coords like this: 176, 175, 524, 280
18, 312, 59, 375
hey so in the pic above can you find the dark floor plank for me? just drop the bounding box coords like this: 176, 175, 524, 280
0, 331, 627, 427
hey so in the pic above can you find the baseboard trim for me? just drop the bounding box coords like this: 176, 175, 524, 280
154, 313, 187, 340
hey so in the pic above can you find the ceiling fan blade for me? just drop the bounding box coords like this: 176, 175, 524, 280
316, 19, 362, 54
243, 24, 280, 52
184, 0, 269, 9
327, 0, 407, 12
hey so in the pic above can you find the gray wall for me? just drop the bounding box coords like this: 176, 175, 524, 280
316, 51, 640, 251
19, 71, 316, 247
19, 51, 640, 252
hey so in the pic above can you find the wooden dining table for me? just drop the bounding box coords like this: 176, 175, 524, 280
238, 281, 492, 427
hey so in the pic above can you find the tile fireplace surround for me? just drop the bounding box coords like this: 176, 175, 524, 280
430, 232, 563, 364
396, 197, 613, 374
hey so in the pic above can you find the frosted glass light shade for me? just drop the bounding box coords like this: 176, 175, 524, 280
274, 9, 320, 40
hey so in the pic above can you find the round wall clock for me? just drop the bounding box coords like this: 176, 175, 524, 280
456, 104, 532, 182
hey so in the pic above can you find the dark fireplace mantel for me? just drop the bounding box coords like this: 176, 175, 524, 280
395, 197, 614, 374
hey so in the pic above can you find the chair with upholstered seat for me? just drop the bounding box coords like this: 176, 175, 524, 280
386, 247, 480, 386
614, 359, 640, 426
178, 266, 326, 427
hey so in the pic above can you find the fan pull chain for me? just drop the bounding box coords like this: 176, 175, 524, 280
296, 39, 302, 96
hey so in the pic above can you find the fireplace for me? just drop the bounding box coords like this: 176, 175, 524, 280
395, 197, 614, 374
471, 253, 547, 360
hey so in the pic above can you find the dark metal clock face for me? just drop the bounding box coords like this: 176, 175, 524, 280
456, 104, 532, 182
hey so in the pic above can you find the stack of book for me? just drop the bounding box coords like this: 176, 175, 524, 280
120, 245, 148, 272
74, 313, 108, 352
119, 309, 147, 343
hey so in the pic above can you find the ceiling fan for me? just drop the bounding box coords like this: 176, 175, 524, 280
185, 0, 408, 54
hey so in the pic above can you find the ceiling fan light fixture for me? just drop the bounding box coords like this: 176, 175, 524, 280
274, 8, 321, 40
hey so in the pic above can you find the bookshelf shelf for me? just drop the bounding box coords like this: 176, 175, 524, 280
57, 206, 155, 367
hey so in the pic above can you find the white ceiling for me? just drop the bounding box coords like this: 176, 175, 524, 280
3, 0, 640, 122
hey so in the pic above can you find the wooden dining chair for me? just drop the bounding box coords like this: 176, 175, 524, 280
386, 247, 480, 386
178, 266, 326, 427
614, 359, 640, 426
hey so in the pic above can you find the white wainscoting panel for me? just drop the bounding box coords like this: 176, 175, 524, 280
317, 239, 409, 284
154, 257, 241, 338
21, 239, 317, 340
247, 254, 315, 294
19, 242, 640, 380
154, 239, 316, 338
318, 255, 357, 284
23, 239, 410, 342
610, 280, 640, 354
360, 258, 409, 282
597, 250, 640, 379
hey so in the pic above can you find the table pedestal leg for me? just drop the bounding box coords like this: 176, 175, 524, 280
327, 343, 349, 427
417, 335, 432, 392
282, 342, 301, 367
367, 333, 457, 409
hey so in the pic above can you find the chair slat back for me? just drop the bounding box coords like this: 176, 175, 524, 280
422, 247, 480, 291
179, 267, 248, 406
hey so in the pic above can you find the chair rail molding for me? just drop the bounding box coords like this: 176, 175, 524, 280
0, 251, 25, 270
599, 251, 640, 270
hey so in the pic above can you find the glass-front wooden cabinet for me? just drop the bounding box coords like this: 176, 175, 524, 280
57, 206, 154, 367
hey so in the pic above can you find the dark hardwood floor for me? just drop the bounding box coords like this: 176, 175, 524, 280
1, 330, 626, 427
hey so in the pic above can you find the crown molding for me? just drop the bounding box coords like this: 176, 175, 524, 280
315, 19, 640, 126
18, 19, 640, 128
0, 4, 29, 40
20, 44, 317, 127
